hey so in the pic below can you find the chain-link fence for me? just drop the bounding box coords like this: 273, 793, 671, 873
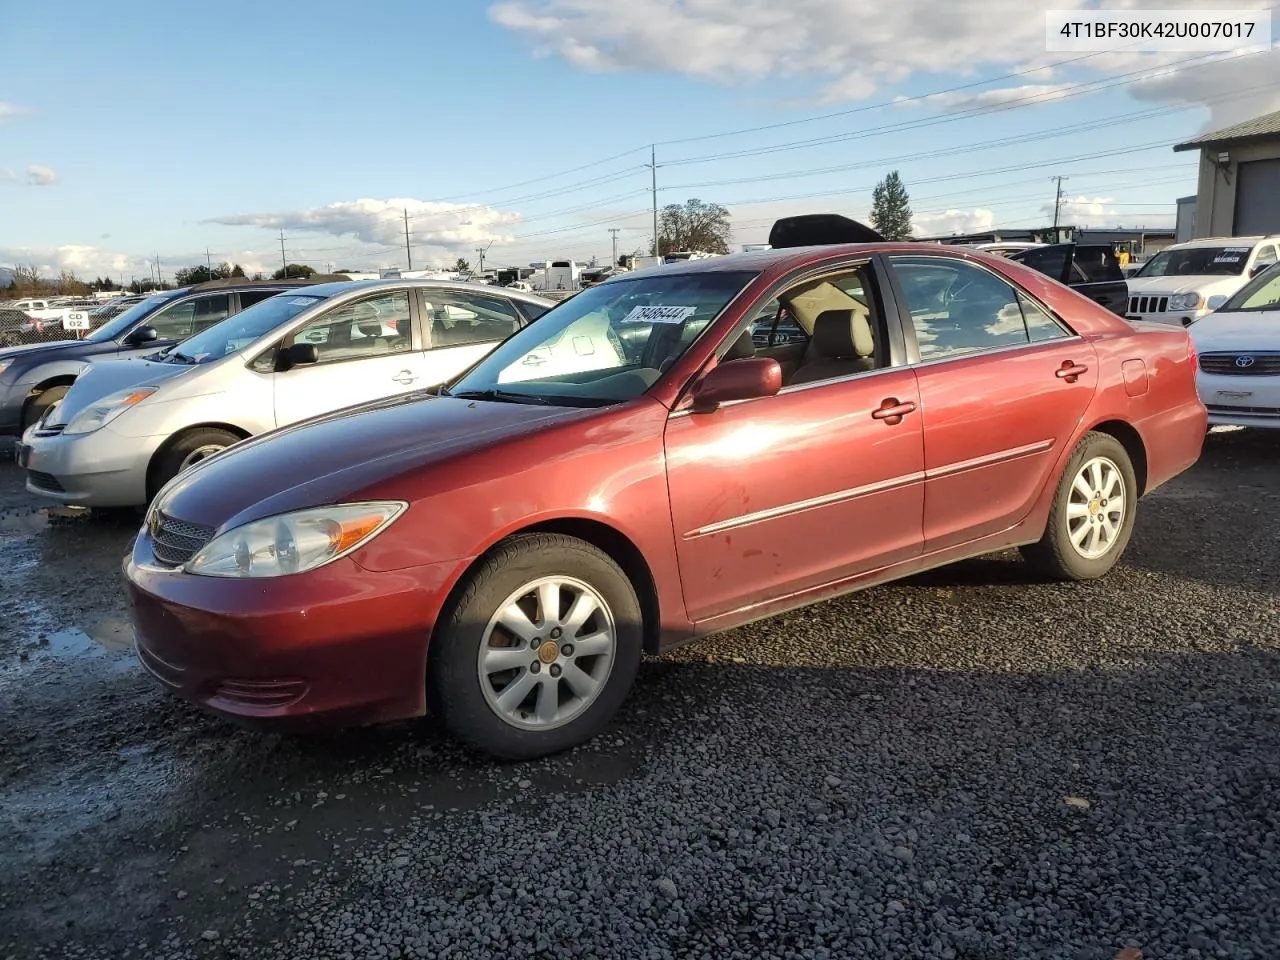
0, 309, 80, 349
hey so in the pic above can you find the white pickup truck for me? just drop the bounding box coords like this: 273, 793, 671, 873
7, 298, 94, 332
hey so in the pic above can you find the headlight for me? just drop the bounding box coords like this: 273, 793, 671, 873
63, 387, 157, 435
184, 502, 406, 578
1167, 293, 1203, 312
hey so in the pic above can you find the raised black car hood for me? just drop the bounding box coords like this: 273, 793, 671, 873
768, 214, 885, 248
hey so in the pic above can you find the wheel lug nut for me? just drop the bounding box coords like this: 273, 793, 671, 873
550, 665, 562, 678
530, 662, 541, 674
550, 627, 562, 640
562, 644, 574, 657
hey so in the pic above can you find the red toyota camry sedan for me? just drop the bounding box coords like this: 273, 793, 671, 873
125, 217, 1207, 759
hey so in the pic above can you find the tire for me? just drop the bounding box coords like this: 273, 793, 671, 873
428, 533, 643, 760
1020, 431, 1138, 581
150, 428, 242, 499
22, 384, 69, 432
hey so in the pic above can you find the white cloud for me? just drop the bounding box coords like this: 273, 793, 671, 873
26, 165, 58, 186
0, 245, 136, 279
911, 208, 997, 236
490, 0, 1277, 120
910, 83, 1078, 112
0, 102, 28, 120
209, 197, 523, 264
0, 168, 15, 182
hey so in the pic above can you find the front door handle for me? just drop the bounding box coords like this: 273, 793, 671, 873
1055, 361, 1089, 383
392, 370, 418, 385
871, 397, 917, 425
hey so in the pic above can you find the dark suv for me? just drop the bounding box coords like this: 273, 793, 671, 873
0, 279, 321, 435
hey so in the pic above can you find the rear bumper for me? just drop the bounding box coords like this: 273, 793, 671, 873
125, 530, 465, 729
20, 424, 160, 507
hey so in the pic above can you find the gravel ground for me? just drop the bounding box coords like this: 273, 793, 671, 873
1, 428, 1279, 959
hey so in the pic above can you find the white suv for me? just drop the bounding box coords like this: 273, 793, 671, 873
1125, 236, 1279, 327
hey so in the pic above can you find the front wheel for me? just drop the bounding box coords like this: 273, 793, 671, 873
149, 428, 242, 500
428, 533, 643, 760
1020, 431, 1138, 581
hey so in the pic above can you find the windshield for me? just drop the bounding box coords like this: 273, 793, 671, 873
171, 293, 329, 363
446, 270, 757, 406
1219, 263, 1280, 312
85, 293, 176, 341
1135, 245, 1253, 278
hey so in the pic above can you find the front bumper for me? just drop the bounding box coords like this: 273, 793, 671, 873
19, 423, 162, 507
1124, 307, 1207, 328
1196, 372, 1280, 428
125, 530, 464, 729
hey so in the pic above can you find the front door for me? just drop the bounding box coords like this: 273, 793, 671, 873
664, 261, 925, 624
416, 288, 525, 386
271, 289, 428, 427
886, 254, 1099, 552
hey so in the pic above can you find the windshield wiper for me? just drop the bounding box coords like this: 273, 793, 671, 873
168, 351, 197, 364
449, 388, 550, 405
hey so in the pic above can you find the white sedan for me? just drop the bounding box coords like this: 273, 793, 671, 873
1190, 263, 1280, 428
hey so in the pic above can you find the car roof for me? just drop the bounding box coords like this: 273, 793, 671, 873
1165, 236, 1268, 249
293, 277, 553, 303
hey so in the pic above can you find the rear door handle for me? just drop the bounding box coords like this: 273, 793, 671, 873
871, 398, 917, 424
1055, 361, 1089, 383
392, 370, 418, 385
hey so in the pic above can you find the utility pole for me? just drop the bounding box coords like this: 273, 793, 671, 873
608, 228, 620, 267
155, 254, 162, 288
206, 247, 213, 275
650, 145, 659, 257
1051, 175, 1069, 235
279, 229, 287, 276
403, 208, 413, 271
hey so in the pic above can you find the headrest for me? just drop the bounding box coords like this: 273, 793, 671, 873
722, 330, 756, 362
812, 309, 874, 359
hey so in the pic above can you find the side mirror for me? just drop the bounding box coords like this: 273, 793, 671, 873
1206, 294, 1228, 311
125, 325, 158, 346
1251, 264, 1268, 278
278, 342, 319, 370
690, 357, 782, 412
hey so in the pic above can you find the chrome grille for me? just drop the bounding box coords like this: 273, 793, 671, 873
150, 512, 215, 568
27, 470, 64, 492
1198, 353, 1280, 376
1128, 295, 1169, 315
32, 424, 65, 438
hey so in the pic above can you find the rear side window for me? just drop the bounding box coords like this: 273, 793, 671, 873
891, 257, 1028, 359
1012, 246, 1069, 283
1073, 246, 1124, 282
238, 289, 281, 310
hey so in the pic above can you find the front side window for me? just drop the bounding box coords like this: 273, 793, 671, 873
420, 290, 521, 348
447, 270, 756, 406
148, 294, 230, 339
1135, 245, 1253, 277
85, 293, 178, 342
289, 291, 413, 364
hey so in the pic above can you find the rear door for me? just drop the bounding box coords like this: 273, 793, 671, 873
885, 254, 1098, 552
271, 288, 428, 426
416, 288, 525, 385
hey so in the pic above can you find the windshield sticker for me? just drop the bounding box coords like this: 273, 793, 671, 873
289, 297, 320, 306
1213, 253, 1245, 263
619, 305, 697, 324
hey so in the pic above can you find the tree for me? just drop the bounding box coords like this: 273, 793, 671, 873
869, 170, 913, 241
271, 263, 316, 280
251, 272, 264, 281
453, 258, 471, 274
230, 263, 246, 277
655, 198, 731, 256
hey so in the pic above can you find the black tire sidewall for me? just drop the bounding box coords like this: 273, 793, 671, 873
154, 428, 241, 494
1047, 433, 1138, 579
429, 534, 643, 760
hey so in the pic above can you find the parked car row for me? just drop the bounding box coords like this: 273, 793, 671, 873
5, 215, 1210, 761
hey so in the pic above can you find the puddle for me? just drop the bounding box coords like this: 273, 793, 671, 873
0, 505, 91, 536
3, 617, 137, 677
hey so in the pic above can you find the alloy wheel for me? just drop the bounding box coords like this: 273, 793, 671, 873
1066, 455, 1126, 560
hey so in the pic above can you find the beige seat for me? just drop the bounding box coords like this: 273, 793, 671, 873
788, 309, 876, 385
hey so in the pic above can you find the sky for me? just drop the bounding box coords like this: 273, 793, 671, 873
1, 0, 1277, 282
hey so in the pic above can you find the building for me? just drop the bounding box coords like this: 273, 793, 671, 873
1174, 108, 1280, 238
1175, 195, 1198, 244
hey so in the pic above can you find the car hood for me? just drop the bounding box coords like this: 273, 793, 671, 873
1126, 275, 1242, 295
52, 355, 194, 425
1190, 310, 1280, 352
157, 392, 593, 531
0, 339, 86, 362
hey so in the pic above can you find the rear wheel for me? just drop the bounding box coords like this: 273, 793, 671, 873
22, 384, 69, 432
149, 428, 242, 499
428, 533, 643, 760
1020, 431, 1137, 580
